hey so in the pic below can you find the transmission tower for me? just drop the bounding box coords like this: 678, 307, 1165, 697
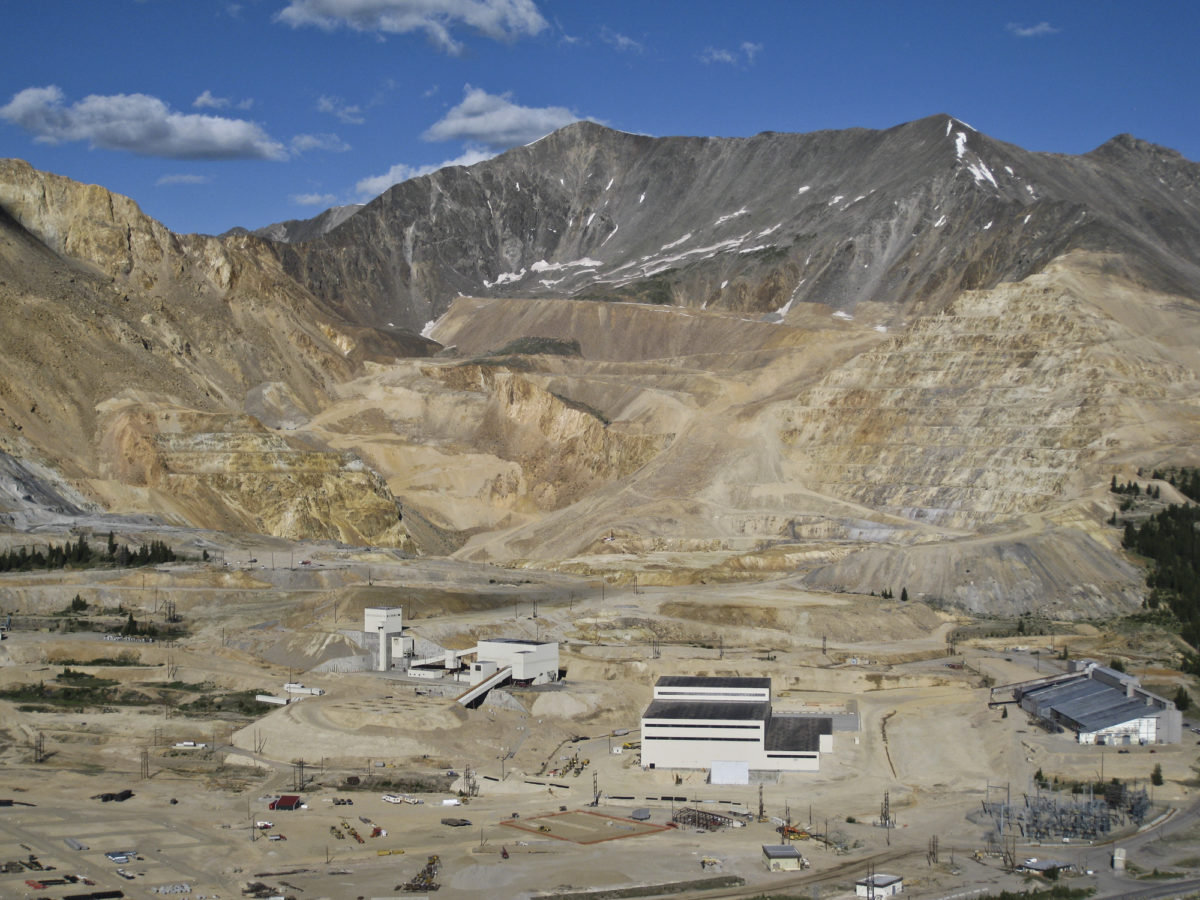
141, 748, 151, 780
879, 790, 894, 845
927, 835, 939, 865
879, 790, 894, 828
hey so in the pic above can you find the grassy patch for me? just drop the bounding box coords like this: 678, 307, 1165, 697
346, 773, 456, 794
176, 689, 267, 718
50, 653, 158, 667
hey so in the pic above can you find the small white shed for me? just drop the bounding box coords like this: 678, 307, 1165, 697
856, 874, 903, 897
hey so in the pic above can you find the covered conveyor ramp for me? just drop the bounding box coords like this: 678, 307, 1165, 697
455, 665, 512, 707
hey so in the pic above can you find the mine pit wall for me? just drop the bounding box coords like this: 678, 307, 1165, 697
799, 525, 1143, 619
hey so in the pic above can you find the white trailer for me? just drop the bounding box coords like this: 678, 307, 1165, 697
283, 683, 325, 695
256, 694, 291, 706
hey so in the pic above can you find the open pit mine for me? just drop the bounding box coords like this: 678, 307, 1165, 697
2, 116, 1200, 900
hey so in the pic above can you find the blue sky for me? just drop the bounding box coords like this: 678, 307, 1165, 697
2, 1, 1197, 235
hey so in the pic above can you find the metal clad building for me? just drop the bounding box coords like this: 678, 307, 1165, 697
640, 677, 832, 772
1013, 662, 1181, 745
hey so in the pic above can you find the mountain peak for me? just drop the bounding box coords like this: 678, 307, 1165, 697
252, 116, 1200, 333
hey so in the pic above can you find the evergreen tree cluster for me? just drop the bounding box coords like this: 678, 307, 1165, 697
1110, 476, 1160, 500
1121, 503, 1200, 652
0, 533, 177, 573
1152, 466, 1200, 502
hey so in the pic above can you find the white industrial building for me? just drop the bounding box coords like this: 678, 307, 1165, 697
856, 874, 903, 897
640, 677, 833, 774
363, 607, 409, 671
472, 639, 559, 686
1011, 661, 1182, 745
363, 607, 559, 705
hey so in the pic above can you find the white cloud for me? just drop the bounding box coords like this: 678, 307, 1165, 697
195, 90, 254, 110
316, 94, 364, 124
0, 85, 287, 160
275, 0, 548, 55
156, 173, 211, 186
421, 85, 588, 149
700, 42, 762, 65
355, 145, 495, 197
194, 90, 229, 109
290, 192, 338, 206
291, 132, 351, 153
600, 26, 642, 53
699, 47, 736, 64
1006, 21, 1059, 38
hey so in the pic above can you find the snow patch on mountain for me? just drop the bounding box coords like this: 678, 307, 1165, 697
660, 233, 692, 251
531, 258, 603, 273
714, 208, 749, 226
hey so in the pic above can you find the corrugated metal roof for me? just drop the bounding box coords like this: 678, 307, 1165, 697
763, 844, 803, 858
643, 699, 770, 721
857, 874, 903, 886
764, 716, 829, 751
657, 676, 771, 689
1023, 675, 1164, 733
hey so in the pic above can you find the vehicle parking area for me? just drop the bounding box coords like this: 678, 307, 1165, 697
0, 801, 228, 898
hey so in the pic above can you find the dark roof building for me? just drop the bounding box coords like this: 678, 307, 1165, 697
269, 794, 302, 810
641, 676, 833, 774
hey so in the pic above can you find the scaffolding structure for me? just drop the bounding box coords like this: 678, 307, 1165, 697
672, 807, 737, 831
982, 781, 1151, 842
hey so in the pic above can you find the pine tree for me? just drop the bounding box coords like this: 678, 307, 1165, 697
1175, 686, 1191, 711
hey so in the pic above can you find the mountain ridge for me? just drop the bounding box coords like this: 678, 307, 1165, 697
264, 115, 1200, 335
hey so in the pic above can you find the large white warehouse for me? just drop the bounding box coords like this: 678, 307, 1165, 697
640, 676, 832, 774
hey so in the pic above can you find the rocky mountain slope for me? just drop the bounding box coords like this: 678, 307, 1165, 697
3, 116, 1200, 617
0, 159, 425, 546
271, 116, 1200, 334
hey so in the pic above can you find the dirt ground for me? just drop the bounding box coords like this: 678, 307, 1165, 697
1, 543, 1198, 900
